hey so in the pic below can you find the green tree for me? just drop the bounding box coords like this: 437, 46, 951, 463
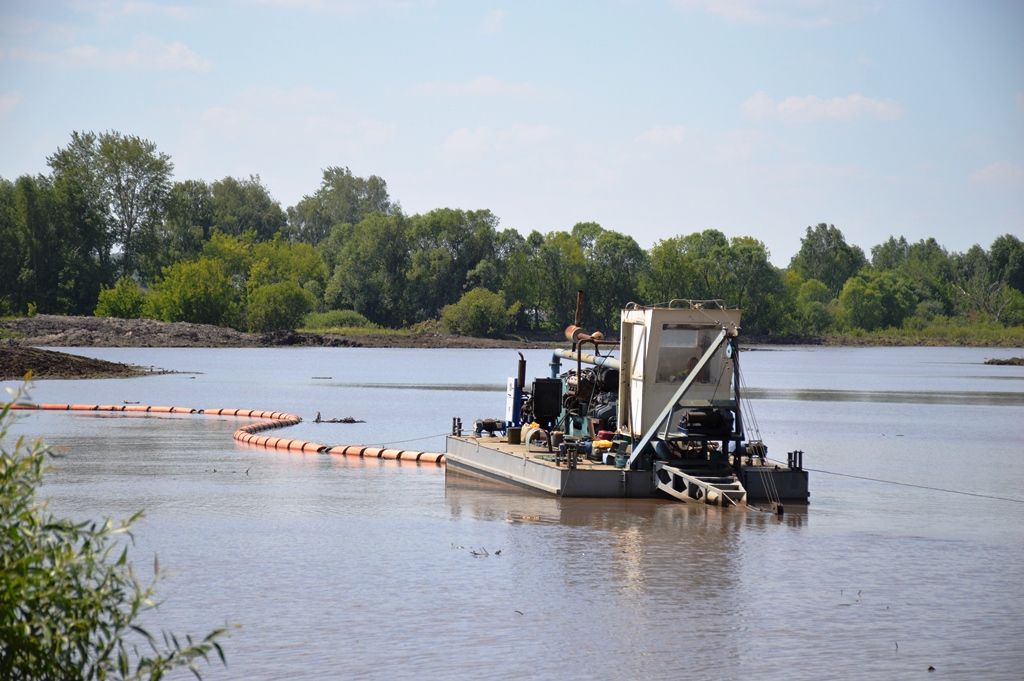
99, 133, 172, 278
248, 236, 328, 295
953, 245, 1003, 321
871, 235, 909, 270
154, 180, 216, 270
246, 281, 316, 332
0, 179, 21, 313
795, 278, 834, 333
8, 176, 61, 314
49, 131, 173, 280
901, 238, 955, 314
326, 213, 410, 326
718, 237, 785, 335
145, 258, 239, 327
201, 231, 254, 285
536, 231, 586, 328
837, 274, 882, 330
639, 236, 702, 304
0, 173, 110, 316
50, 168, 111, 313
211, 176, 286, 240
501, 230, 543, 330
287, 166, 395, 244
989, 234, 1024, 293
789, 223, 867, 297
405, 208, 499, 321
441, 287, 519, 338
585, 229, 647, 330
1, 391, 225, 680
94, 277, 146, 318
639, 229, 733, 305
838, 268, 917, 330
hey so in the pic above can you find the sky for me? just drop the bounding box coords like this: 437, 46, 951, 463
1, 0, 1022, 265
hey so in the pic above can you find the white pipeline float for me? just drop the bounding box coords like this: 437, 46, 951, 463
445, 298, 809, 508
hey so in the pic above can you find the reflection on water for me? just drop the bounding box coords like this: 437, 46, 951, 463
333, 381, 506, 392
3, 345, 1024, 680
744, 387, 1024, 406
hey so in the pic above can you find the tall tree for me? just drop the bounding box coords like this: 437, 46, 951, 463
98, 133, 172, 278
952, 244, 1018, 322
50, 169, 109, 313
585, 229, 647, 330
211, 175, 286, 240
718, 237, 785, 335
0, 179, 22, 313
639, 229, 730, 305
287, 166, 395, 244
536, 231, 586, 327
989, 234, 1024, 293
501, 230, 543, 330
48, 131, 172, 280
154, 180, 215, 272
871, 236, 910, 270
838, 268, 917, 330
327, 213, 410, 326
789, 223, 866, 296
405, 208, 498, 321
11, 176, 59, 312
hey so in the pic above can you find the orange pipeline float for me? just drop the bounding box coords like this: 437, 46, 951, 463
9, 402, 445, 465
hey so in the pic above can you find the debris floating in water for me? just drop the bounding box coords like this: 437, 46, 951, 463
314, 411, 364, 423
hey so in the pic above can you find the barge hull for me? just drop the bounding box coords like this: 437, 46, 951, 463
445, 436, 809, 502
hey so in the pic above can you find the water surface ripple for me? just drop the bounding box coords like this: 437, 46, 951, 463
4, 345, 1023, 680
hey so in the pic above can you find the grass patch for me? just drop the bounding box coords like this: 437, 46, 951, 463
297, 325, 415, 337
828, 321, 1024, 347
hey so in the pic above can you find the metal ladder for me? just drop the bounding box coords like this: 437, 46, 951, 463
653, 461, 747, 507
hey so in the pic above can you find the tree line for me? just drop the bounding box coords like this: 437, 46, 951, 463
2, 130, 1022, 337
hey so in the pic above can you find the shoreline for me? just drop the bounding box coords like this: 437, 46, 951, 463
2, 314, 1023, 354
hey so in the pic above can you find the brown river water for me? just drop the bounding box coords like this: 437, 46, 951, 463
5, 346, 1024, 680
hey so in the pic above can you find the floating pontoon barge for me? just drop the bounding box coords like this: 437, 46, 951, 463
446, 300, 809, 507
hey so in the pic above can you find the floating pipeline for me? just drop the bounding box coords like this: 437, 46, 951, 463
8, 402, 446, 465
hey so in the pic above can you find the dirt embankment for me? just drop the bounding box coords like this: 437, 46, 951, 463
1, 344, 149, 380
2, 314, 270, 348
0, 314, 558, 350
0, 315, 559, 380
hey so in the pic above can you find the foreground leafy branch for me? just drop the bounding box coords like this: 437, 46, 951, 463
0, 386, 226, 680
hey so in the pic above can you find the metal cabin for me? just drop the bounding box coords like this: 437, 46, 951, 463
445, 300, 809, 507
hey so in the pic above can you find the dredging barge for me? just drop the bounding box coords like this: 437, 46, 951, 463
445, 299, 809, 507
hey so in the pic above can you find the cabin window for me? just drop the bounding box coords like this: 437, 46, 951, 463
656, 325, 709, 383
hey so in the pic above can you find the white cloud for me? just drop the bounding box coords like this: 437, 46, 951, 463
191, 86, 394, 155
0, 16, 78, 42
481, 9, 506, 34
119, 1, 194, 19
440, 124, 559, 159
175, 86, 396, 205
673, 0, 880, 28
636, 125, 688, 145
242, 0, 426, 14
0, 37, 211, 72
969, 161, 1024, 188
415, 76, 541, 99
0, 92, 23, 117
69, 0, 194, 20
742, 91, 902, 122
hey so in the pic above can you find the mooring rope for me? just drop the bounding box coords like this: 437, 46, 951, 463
768, 459, 1024, 504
